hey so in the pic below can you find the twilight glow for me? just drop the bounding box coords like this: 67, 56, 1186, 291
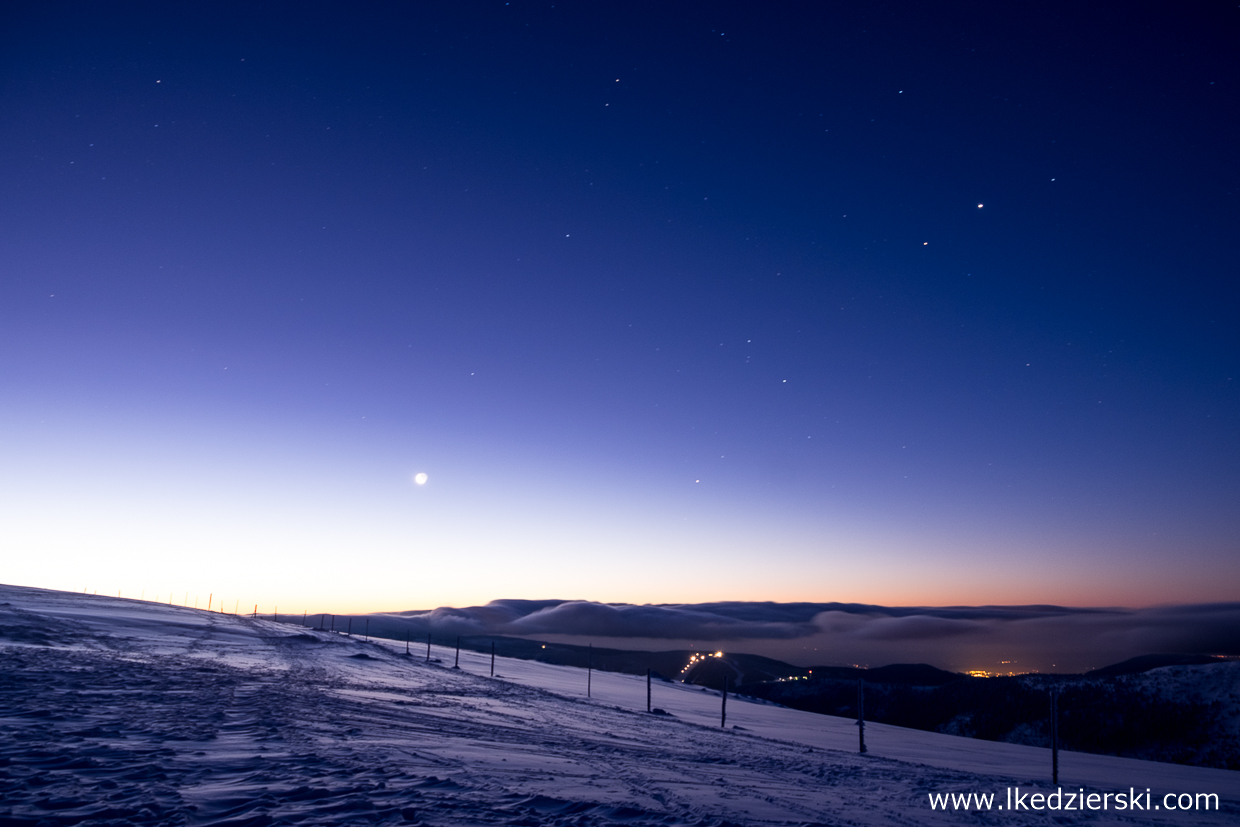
1, 4, 1237, 633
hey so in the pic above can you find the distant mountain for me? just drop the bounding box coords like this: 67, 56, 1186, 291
800, 663, 963, 686
450, 636, 807, 687
1085, 653, 1225, 677
431, 636, 960, 689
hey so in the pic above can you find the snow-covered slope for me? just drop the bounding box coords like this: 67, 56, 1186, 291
2, 584, 1236, 826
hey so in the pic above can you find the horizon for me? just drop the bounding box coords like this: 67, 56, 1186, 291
14, 584, 1238, 674
3, 4, 1238, 623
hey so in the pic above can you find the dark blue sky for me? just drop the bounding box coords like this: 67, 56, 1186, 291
2, 2, 1237, 611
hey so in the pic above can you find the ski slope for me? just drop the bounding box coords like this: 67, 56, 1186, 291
2, 584, 1236, 826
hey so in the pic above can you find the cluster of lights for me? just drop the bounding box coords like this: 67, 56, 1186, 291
967, 660, 1032, 678
679, 651, 725, 674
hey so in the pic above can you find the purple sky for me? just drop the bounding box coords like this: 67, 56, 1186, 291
2, 3, 1237, 622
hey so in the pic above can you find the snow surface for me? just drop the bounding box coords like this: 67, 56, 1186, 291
2, 584, 1237, 826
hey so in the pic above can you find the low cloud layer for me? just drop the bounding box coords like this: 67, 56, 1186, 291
354, 599, 1240, 673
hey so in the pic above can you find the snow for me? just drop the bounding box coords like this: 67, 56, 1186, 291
2, 584, 1237, 826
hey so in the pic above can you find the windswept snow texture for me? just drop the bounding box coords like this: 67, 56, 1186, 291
1, 585, 1237, 826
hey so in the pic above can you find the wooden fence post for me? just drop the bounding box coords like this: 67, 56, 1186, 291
490, 642, 495, 676
454, 636, 460, 668
858, 679, 867, 754
1051, 687, 1059, 784
721, 675, 728, 728
587, 644, 592, 698
426, 631, 431, 662
646, 669, 651, 712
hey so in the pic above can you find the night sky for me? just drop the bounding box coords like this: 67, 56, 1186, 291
3, 2, 1238, 617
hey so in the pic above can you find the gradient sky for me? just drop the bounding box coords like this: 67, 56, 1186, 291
2, 2, 1238, 616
